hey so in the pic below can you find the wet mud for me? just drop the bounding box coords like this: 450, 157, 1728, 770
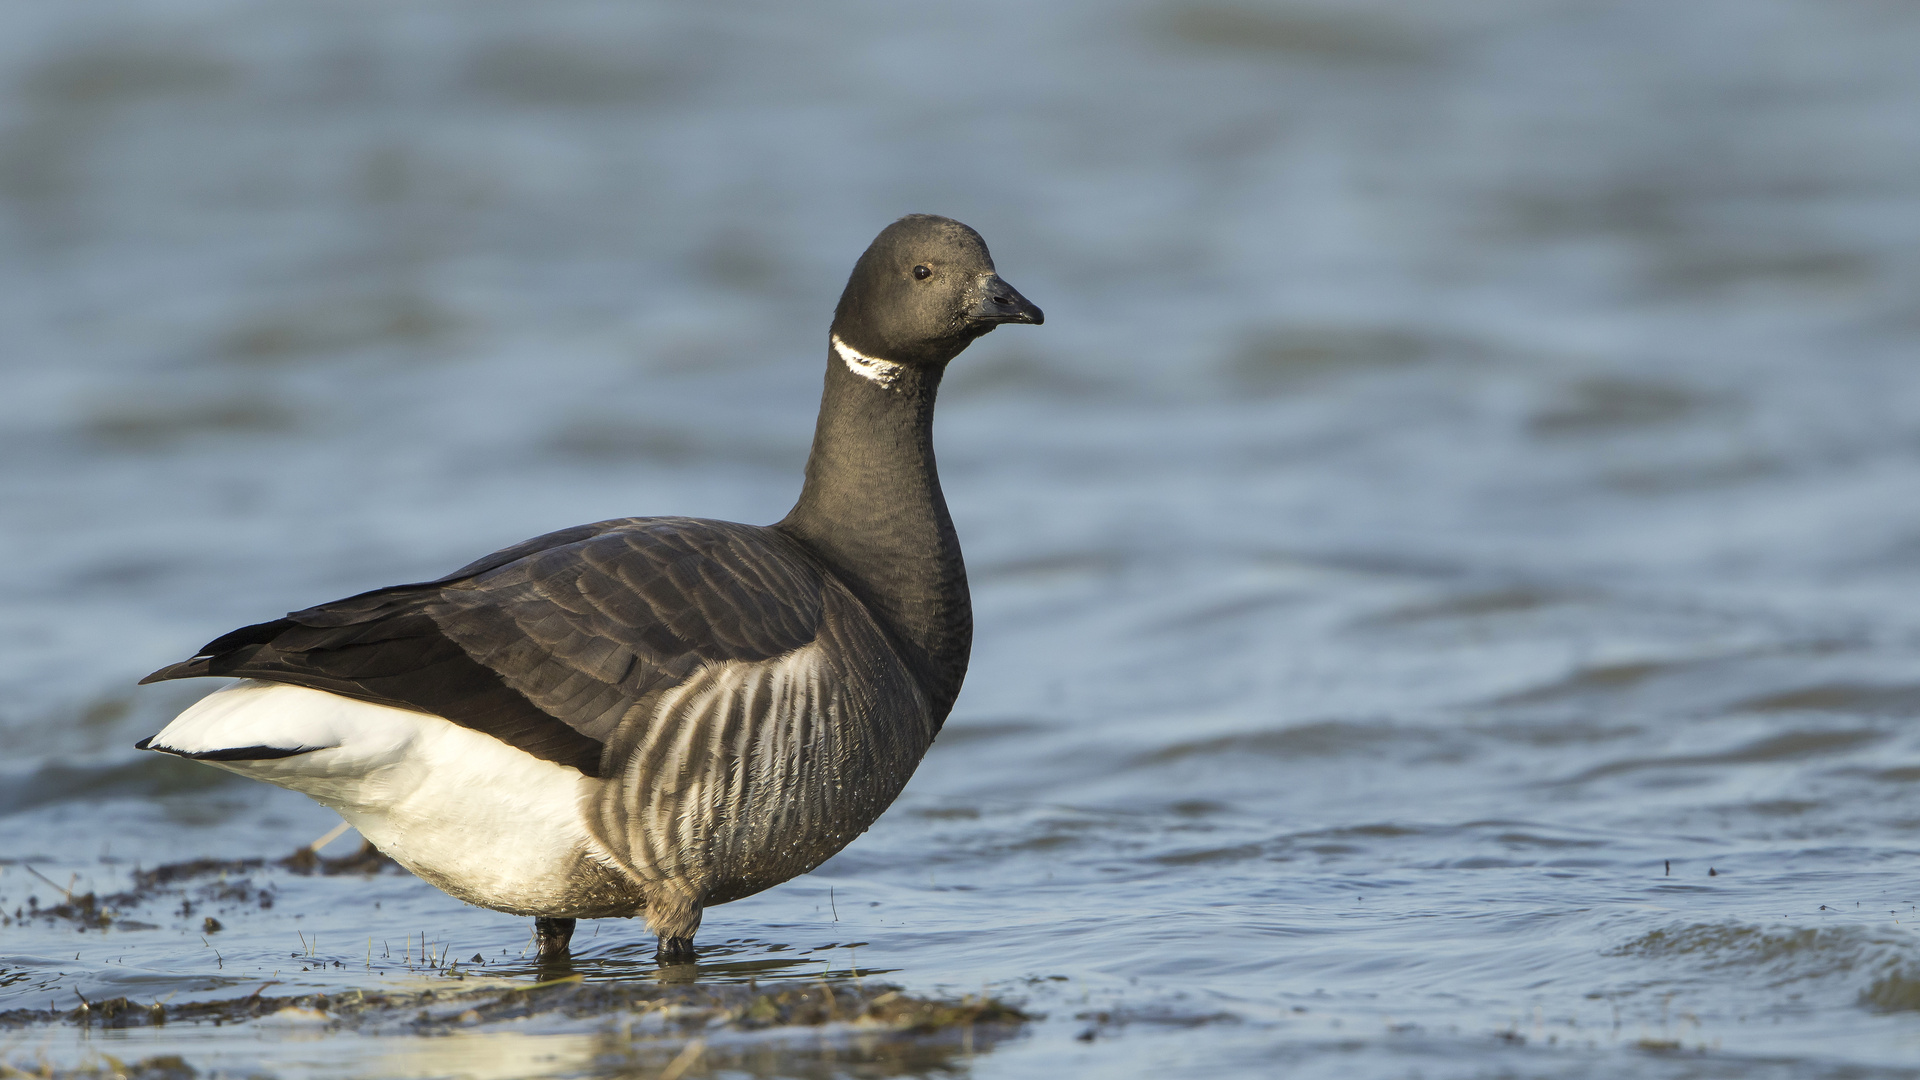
6, 845, 399, 936
0, 972, 1025, 1038
4, 979, 1022, 1080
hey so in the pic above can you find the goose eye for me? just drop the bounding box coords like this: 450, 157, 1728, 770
912, 265, 932, 280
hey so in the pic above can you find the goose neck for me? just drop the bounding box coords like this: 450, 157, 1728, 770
776, 341, 970, 719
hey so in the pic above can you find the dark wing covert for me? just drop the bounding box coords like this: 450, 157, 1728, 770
140, 517, 829, 777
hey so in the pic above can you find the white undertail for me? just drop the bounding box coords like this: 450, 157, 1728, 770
148, 680, 616, 914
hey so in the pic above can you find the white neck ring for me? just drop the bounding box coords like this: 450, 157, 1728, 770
832, 334, 906, 388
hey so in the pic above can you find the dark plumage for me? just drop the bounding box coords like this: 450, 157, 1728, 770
138, 215, 1042, 964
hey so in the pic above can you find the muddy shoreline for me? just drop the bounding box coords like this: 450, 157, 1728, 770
0, 972, 1027, 1037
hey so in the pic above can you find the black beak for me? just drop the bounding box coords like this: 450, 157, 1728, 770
969, 274, 1044, 326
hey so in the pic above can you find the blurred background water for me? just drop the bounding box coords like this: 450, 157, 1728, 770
5, 0, 1920, 1076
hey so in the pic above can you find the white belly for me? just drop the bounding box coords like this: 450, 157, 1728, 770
149, 680, 632, 915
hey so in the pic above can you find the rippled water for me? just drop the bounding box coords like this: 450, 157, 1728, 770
6, 0, 1920, 1076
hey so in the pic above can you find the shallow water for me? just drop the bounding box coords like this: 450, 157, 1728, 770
5, 0, 1920, 1076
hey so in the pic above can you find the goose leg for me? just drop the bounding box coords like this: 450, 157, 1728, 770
656, 935, 697, 965
645, 883, 702, 966
534, 917, 576, 960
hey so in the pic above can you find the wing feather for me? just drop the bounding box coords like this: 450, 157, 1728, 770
141, 518, 836, 778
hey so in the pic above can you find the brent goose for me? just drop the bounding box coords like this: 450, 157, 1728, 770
137, 215, 1042, 963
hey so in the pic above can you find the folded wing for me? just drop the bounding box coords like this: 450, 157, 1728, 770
140, 518, 830, 777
